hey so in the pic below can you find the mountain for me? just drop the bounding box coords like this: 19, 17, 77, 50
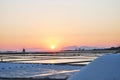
62, 46, 104, 50
62, 46, 78, 50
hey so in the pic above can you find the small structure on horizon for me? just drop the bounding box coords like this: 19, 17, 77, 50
22, 48, 26, 53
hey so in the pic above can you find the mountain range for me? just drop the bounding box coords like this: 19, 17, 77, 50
62, 46, 104, 50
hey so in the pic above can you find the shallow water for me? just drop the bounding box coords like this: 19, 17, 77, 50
0, 54, 97, 79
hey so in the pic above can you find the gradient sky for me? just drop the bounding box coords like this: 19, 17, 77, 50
0, 0, 120, 51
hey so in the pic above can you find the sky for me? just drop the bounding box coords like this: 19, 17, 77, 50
0, 0, 120, 51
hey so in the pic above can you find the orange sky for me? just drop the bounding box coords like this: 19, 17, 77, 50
0, 0, 120, 51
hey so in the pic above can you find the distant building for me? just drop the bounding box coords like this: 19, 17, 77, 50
22, 48, 26, 53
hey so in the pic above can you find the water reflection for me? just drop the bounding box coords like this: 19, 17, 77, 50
50, 59, 56, 64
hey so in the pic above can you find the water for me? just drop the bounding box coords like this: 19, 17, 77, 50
0, 53, 97, 79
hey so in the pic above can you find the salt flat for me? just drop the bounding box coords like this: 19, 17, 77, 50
0, 63, 81, 79
0, 53, 98, 79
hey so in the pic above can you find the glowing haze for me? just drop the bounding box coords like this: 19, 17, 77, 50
0, 0, 120, 51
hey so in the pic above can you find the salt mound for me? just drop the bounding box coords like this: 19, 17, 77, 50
68, 54, 120, 80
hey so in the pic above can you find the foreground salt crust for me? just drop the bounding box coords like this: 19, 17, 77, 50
68, 54, 120, 80
0, 63, 81, 79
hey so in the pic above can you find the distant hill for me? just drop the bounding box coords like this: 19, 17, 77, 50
62, 46, 104, 50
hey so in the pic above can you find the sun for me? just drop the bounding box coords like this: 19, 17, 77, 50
50, 45, 55, 50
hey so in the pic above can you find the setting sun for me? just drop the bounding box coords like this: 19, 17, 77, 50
50, 45, 55, 50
